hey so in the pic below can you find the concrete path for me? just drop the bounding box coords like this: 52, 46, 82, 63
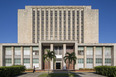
15, 72, 106, 77
15, 72, 42, 77
75, 72, 106, 77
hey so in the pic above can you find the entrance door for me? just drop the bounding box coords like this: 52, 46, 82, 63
56, 62, 61, 69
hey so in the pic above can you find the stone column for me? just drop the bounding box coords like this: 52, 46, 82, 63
12, 47, 14, 65
102, 46, 105, 65
30, 46, 33, 68
75, 42, 78, 70
21, 46, 24, 65
84, 46, 86, 68
63, 44, 66, 70
39, 42, 42, 70
50, 44, 53, 70
93, 47, 96, 67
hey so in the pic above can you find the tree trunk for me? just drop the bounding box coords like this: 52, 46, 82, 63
48, 60, 49, 75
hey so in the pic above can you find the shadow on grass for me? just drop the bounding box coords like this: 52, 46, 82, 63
39, 70, 82, 77
15, 73, 27, 77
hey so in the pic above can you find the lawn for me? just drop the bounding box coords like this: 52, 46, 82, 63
39, 73, 78, 77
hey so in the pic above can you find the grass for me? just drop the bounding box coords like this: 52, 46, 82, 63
39, 73, 78, 77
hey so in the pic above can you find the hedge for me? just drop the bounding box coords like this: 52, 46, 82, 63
94, 66, 116, 77
0, 65, 25, 77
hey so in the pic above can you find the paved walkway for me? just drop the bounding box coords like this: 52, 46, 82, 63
15, 72, 106, 77
15, 72, 42, 77
75, 72, 106, 77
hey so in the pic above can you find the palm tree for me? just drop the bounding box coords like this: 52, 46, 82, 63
64, 52, 77, 70
43, 49, 56, 74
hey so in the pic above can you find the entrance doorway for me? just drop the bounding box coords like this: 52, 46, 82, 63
56, 62, 61, 69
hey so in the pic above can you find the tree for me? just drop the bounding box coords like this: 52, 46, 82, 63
63, 52, 77, 70
43, 49, 56, 74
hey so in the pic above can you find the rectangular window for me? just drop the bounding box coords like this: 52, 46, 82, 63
24, 58, 30, 63
78, 47, 84, 55
96, 58, 102, 63
86, 47, 93, 56
15, 47, 21, 55
87, 58, 93, 64
96, 47, 102, 56
78, 58, 84, 63
5, 47, 12, 55
105, 58, 111, 64
15, 58, 21, 64
105, 47, 111, 56
5, 58, 12, 64
24, 47, 30, 55
33, 58, 39, 63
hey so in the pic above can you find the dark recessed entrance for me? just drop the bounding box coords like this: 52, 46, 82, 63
56, 62, 61, 69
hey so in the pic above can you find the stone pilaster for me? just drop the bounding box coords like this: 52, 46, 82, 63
21, 46, 24, 65
93, 46, 96, 67
75, 42, 78, 70
12, 47, 14, 65
63, 44, 66, 69
102, 46, 105, 65
30, 46, 33, 68
39, 42, 42, 70
84, 46, 86, 68
50, 44, 53, 70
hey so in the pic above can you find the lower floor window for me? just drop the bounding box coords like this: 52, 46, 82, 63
78, 58, 84, 63
87, 58, 93, 64
5, 58, 12, 64
33, 58, 39, 63
24, 58, 30, 63
96, 58, 102, 63
105, 58, 111, 63
15, 58, 21, 64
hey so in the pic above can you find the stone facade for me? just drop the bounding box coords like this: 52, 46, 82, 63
18, 6, 98, 43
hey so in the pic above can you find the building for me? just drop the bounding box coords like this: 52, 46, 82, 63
0, 6, 116, 70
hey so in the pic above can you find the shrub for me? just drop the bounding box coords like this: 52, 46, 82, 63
0, 65, 25, 77
94, 66, 116, 77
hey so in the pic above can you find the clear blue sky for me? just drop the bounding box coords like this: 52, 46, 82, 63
0, 0, 116, 43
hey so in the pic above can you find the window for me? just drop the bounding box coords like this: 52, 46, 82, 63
105, 47, 111, 56
96, 58, 102, 63
78, 47, 84, 55
15, 47, 21, 55
86, 47, 93, 56
33, 58, 39, 63
78, 58, 84, 63
96, 47, 102, 56
105, 58, 111, 64
24, 58, 30, 63
24, 47, 30, 55
5, 58, 12, 64
54, 46, 62, 55
5, 47, 12, 55
15, 58, 21, 64
87, 58, 93, 64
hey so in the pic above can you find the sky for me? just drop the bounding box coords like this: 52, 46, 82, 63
0, 0, 116, 43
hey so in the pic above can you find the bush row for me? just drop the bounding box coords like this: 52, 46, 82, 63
94, 66, 116, 77
0, 65, 25, 77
